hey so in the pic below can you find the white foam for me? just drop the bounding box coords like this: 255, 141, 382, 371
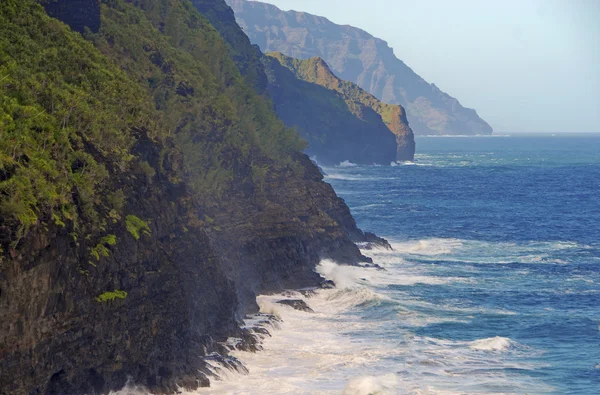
338, 160, 357, 167
324, 172, 365, 181
194, 290, 400, 394
343, 374, 398, 395
469, 336, 516, 351
189, 238, 558, 394
389, 238, 464, 256
109, 379, 147, 395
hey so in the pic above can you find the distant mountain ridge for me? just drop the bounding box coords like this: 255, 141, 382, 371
227, 0, 493, 136
267, 52, 415, 162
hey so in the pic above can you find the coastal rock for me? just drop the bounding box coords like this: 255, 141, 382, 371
0, 132, 239, 394
266, 52, 415, 162
320, 280, 336, 289
262, 54, 399, 165
276, 299, 315, 313
1, 1, 390, 394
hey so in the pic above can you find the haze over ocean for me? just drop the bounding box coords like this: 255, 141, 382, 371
258, 0, 600, 135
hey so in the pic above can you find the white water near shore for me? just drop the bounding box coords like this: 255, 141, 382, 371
191, 239, 556, 395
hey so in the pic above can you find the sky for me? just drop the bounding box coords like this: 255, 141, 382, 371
255, 0, 600, 134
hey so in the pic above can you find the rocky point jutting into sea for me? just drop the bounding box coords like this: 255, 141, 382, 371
0, 0, 391, 393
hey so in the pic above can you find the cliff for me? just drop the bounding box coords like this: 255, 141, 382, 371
188, 0, 410, 164
0, 0, 386, 393
261, 55, 397, 165
226, 0, 493, 136
267, 52, 415, 161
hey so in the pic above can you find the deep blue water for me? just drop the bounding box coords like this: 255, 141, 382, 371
324, 135, 600, 394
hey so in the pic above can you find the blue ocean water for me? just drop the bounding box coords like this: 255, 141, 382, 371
195, 135, 600, 395
324, 135, 600, 394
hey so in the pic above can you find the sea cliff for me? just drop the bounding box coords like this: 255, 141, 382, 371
227, 0, 493, 136
0, 0, 388, 393
266, 52, 415, 162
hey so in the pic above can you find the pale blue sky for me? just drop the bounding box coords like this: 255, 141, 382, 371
257, 0, 600, 134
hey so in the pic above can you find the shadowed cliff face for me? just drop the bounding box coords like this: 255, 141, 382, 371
42, 0, 101, 34
0, 133, 240, 395
187, 0, 411, 164
187, 0, 268, 93
0, 0, 387, 393
267, 52, 415, 162
226, 0, 493, 136
182, 0, 386, 312
261, 55, 398, 165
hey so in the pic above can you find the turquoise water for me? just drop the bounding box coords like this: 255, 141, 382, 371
323, 135, 600, 394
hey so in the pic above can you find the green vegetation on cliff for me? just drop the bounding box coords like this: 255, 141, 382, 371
90, 0, 305, 197
0, 0, 384, 393
125, 215, 150, 240
0, 0, 306, 252
0, 0, 160, 245
95, 289, 128, 302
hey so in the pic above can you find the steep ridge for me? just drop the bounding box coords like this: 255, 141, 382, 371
227, 0, 493, 136
262, 54, 397, 165
187, 0, 268, 93
189, 0, 408, 164
267, 52, 415, 161
0, 0, 387, 393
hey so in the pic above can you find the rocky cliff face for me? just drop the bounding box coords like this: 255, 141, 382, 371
181, 0, 386, 310
0, 0, 387, 393
0, 133, 240, 395
261, 55, 398, 165
268, 52, 415, 161
227, 0, 493, 136
42, 0, 101, 34
189, 0, 409, 165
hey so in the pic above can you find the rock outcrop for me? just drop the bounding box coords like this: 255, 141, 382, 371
227, 0, 493, 136
276, 299, 314, 312
0, 132, 240, 395
261, 55, 398, 165
267, 52, 415, 162
0, 0, 388, 393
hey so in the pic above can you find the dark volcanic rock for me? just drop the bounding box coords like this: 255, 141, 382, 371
0, 1, 391, 394
363, 232, 393, 250
276, 299, 315, 313
203, 152, 377, 314
42, 0, 101, 34
0, 133, 239, 395
320, 279, 336, 289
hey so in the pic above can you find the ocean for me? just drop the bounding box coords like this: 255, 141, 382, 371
196, 134, 600, 394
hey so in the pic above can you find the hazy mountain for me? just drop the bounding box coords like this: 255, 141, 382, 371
227, 0, 493, 135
